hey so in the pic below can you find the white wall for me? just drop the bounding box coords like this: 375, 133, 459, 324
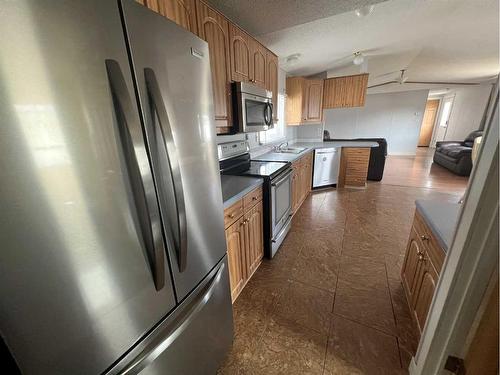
442, 84, 492, 141
322, 90, 429, 155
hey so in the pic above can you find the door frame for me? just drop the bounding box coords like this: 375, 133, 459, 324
409, 96, 498, 374
430, 94, 455, 147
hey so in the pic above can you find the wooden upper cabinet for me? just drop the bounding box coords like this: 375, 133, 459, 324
250, 40, 266, 88
286, 77, 324, 125
265, 51, 279, 122
138, 0, 197, 33
323, 73, 369, 109
304, 79, 324, 122
195, 0, 232, 133
159, 0, 197, 33
229, 24, 251, 82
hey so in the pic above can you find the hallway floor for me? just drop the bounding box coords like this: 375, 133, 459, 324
218, 151, 467, 375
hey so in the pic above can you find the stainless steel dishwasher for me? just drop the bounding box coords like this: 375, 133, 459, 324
313, 147, 341, 188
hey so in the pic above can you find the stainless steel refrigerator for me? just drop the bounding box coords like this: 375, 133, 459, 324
0, 0, 233, 373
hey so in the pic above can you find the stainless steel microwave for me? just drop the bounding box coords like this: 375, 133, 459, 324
233, 81, 273, 133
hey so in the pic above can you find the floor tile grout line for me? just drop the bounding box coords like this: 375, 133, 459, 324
331, 312, 399, 339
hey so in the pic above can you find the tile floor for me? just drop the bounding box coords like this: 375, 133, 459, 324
218, 151, 467, 375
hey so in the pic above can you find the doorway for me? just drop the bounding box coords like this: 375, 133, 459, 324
432, 95, 455, 146
418, 99, 440, 147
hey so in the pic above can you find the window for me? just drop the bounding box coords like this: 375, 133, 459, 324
259, 91, 286, 144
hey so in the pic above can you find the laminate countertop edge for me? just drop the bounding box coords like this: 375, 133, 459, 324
221, 175, 264, 209
415, 199, 462, 253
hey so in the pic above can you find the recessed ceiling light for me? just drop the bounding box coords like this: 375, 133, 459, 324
355, 5, 375, 17
285, 53, 301, 65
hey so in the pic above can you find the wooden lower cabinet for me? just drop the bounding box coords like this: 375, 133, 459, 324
401, 210, 445, 336
291, 151, 313, 214
224, 187, 263, 302
244, 201, 264, 278
338, 147, 370, 188
225, 217, 246, 301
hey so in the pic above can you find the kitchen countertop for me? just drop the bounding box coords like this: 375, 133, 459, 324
253, 140, 378, 163
415, 199, 461, 252
220, 175, 263, 209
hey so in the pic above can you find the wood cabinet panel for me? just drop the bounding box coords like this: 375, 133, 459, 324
304, 79, 324, 122
338, 147, 370, 187
412, 261, 439, 332
195, 0, 232, 133
223, 187, 263, 303
224, 199, 243, 229
401, 227, 425, 305
243, 186, 263, 210
229, 24, 251, 82
323, 74, 369, 109
266, 51, 279, 122
286, 77, 324, 125
250, 40, 266, 88
244, 201, 264, 278
290, 152, 313, 213
156, 0, 197, 33
225, 217, 246, 302
402, 210, 447, 337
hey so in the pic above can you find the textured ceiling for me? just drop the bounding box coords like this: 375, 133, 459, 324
221, 0, 499, 93
205, 0, 388, 35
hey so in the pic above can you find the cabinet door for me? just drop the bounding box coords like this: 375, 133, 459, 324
141, 0, 160, 13
250, 40, 266, 88
195, 0, 232, 134
402, 227, 425, 304
225, 217, 246, 302
412, 261, 439, 332
229, 24, 251, 82
304, 79, 324, 122
244, 201, 264, 278
158, 0, 197, 33
266, 51, 279, 121
351, 74, 369, 107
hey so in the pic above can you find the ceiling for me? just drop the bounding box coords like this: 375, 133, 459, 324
210, 0, 499, 93
205, 0, 389, 35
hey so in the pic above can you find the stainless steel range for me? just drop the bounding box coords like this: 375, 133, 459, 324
219, 141, 292, 258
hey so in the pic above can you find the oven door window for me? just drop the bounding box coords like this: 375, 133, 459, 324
245, 99, 268, 127
272, 174, 292, 233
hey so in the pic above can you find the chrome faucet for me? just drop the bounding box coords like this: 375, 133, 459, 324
274, 142, 288, 152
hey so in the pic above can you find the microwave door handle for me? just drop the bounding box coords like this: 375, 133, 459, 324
144, 68, 188, 273
264, 102, 272, 126
267, 103, 273, 125
105, 60, 165, 291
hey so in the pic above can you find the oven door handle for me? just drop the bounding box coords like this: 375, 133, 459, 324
271, 169, 293, 186
272, 215, 292, 243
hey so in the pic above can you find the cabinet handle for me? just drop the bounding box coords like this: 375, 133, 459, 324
418, 254, 424, 261
241, 219, 249, 226
252, 197, 257, 201
420, 235, 430, 241
229, 213, 235, 218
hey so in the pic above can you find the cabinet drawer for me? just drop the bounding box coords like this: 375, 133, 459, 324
224, 199, 244, 229
243, 186, 263, 209
414, 211, 446, 273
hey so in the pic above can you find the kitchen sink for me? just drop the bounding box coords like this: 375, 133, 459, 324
275, 147, 307, 154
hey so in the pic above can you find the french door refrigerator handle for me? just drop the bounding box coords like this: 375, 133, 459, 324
116, 262, 226, 375
105, 59, 165, 291
144, 68, 188, 273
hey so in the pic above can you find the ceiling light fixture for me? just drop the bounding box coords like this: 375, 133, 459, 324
353, 52, 365, 65
355, 5, 375, 17
285, 53, 301, 66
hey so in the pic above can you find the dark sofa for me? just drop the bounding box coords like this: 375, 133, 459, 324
433, 130, 483, 176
